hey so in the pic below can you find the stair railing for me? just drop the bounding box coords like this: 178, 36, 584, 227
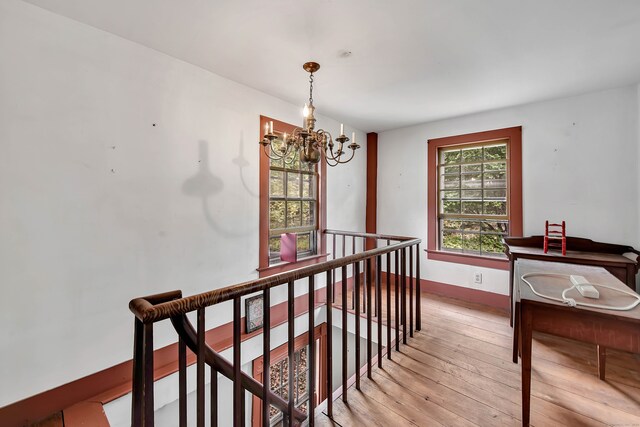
129, 230, 421, 427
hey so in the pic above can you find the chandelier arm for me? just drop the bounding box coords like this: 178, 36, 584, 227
262, 144, 285, 161
334, 147, 357, 165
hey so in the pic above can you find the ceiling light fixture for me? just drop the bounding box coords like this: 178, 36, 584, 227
259, 61, 360, 167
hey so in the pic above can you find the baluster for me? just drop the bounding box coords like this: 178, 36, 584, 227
395, 250, 400, 351
366, 257, 372, 379
351, 236, 356, 309
143, 323, 154, 427
402, 248, 407, 344
308, 275, 316, 426
326, 270, 333, 418
354, 262, 361, 390
262, 288, 271, 427
376, 254, 383, 368
197, 309, 205, 427
179, 336, 187, 427
362, 237, 367, 314
131, 319, 144, 427
416, 243, 422, 331
372, 239, 377, 317
332, 234, 337, 304
386, 244, 392, 361
232, 299, 243, 427
341, 266, 348, 402
287, 280, 295, 426
410, 245, 414, 338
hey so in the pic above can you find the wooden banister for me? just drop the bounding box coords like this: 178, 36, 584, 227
129, 230, 422, 426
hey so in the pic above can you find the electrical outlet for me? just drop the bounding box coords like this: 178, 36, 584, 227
474, 272, 482, 284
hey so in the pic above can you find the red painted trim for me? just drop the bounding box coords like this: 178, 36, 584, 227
258, 116, 327, 277
0, 286, 330, 427
426, 249, 509, 270
427, 126, 523, 267
63, 402, 109, 427
366, 133, 378, 251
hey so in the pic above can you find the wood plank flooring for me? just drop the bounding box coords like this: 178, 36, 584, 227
317, 292, 640, 426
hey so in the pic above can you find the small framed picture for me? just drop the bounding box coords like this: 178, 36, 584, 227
245, 295, 264, 333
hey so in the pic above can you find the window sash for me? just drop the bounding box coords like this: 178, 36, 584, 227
437, 141, 510, 257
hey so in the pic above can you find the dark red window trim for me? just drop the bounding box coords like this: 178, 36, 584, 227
258, 115, 327, 278
426, 126, 523, 270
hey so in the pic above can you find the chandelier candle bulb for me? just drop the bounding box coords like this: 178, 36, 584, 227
340, 123, 344, 135
269, 121, 273, 134
352, 132, 355, 143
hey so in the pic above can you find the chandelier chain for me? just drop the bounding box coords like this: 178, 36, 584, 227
308, 73, 314, 105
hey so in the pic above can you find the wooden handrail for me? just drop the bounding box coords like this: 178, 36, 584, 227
130, 229, 422, 427
130, 232, 420, 324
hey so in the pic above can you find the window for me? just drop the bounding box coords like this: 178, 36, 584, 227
267, 346, 310, 425
258, 116, 327, 276
251, 325, 327, 427
427, 127, 522, 269
268, 154, 317, 262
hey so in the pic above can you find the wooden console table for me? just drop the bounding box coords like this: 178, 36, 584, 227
512, 259, 640, 426
504, 235, 639, 325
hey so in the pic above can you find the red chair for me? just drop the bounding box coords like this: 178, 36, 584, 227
544, 220, 566, 255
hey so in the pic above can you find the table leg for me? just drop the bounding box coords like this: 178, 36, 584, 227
509, 258, 515, 327
512, 301, 520, 364
521, 305, 533, 426
597, 345, 606, 380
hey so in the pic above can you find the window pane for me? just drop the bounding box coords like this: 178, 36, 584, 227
269, 237, 281, 253
286, 201, 302, 227
462, 233, 481, 252
441, 200, 461, 214
297, 233, 310, 251
302, 174, 314, 198
287, 173, 300, 197
484, 189, 506, 199
484, 144, 507, 160
461, 173, 482, 189
302, 202, 315, 226
442, 231, 463, 251
482, 221, 509, 234
442, 219, 463, 230
461, 164, 482, 173
441, 150, 461, 164
460, 220, 481, 232
483, 171, 506, 188
443, 165, 460, 174
461, 190, 482, 199
483, 201, 507, 215
270, 157, 283, 168
483, 161, 506, 172
442, 190, 460, 200
461, 201, 482, 215
442, 175, 460, 189
296, 372, 308, 400
480, 234, 504, 253
270, 170, 284, 197
462, 147, 483, 162
270, 201, 285, 229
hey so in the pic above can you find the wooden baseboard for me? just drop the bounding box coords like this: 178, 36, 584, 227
378, 272, 509, 311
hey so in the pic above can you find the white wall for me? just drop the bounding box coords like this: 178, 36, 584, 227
0, 0, 367, 408
378, 86, 639, 296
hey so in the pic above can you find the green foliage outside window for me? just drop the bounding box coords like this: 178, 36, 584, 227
438, 142, 509, 257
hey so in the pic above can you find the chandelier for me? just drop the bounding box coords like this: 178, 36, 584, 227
259, 61, 360, 167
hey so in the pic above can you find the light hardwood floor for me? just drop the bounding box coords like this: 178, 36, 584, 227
317, 292, 640, 426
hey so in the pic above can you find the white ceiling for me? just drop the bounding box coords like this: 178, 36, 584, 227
23, 0, 640, 132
